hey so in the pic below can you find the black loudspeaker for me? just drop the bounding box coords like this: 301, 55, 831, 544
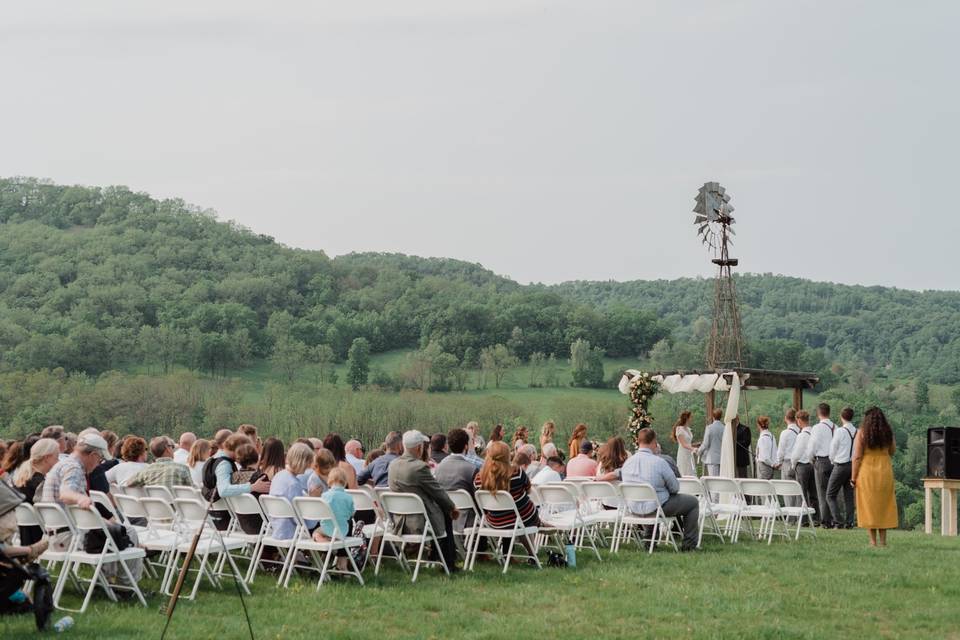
927, 427, 960, 479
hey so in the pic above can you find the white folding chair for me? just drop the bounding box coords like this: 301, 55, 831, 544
225, 493, 269, 583
145, 485, 177, 506
15, 503, 70, 577
138, 497, 186, 590
255, 495, 303, 586
617, 483, 679, 553
536, 484, 602, 561
290, 497, 365, 588
678, 477, 725, 546
375, 492, 450, 582
89, 490, 120, 521
471, 490, 542, 573
123, 485, 146, 498
346, 488, 387, 571
738, 480, 788, 544
173, 485, 202, 501
770, 480, 818, 540
701, 477, 748, 542
169, 498, 250, 600
445, 489, 481, 566
578, 481, 623, 552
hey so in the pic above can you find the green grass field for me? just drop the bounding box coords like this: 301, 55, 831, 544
5, 530, 958, 639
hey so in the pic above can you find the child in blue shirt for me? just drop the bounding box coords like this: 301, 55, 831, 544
313, 467, 356, 571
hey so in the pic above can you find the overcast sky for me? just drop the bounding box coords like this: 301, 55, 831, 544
2, 2, 957, 290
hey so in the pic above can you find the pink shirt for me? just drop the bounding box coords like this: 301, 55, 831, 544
566, 454, 598, 478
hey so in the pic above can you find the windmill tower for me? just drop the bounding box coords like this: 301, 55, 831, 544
694, 182, 744, 369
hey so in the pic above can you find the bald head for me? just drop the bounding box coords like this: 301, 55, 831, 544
345, 439, 363, 458
178, 432, 197, 450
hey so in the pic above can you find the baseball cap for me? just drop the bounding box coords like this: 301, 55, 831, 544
77, 433, 113, 460
580, 441, 594, 454
402, 430, 430, 449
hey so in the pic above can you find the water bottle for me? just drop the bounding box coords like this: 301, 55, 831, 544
565, 542, 577, 568
53, 616, 74, 633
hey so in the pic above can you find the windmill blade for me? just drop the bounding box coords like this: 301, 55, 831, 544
694, 214, 708, 224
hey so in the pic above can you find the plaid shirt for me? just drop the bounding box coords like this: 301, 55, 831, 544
125, 458, 193, 488
41, 456, 87, 506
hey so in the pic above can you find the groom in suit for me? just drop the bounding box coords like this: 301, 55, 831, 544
699, 408, 725, 476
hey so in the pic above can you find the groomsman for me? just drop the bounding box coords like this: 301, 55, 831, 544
777, 409, 800, 482
826, 407, 858, 528
810, 403, 837, 528
699, 408, 725, 476
789, 410, 818, 521
755, 416, 777, 479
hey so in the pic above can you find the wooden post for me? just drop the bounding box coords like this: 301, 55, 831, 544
793, 387, 803, 411
706, 389, 716, 419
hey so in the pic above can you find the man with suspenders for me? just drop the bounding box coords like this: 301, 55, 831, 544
826, 407, 858, 528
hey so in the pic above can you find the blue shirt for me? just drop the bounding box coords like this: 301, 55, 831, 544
357, 452, 397, 486
464, 451, 484, 470
268, 469, 308, 540
214, 451, 250, 498
620, 449, 679, 515
320, 486, 355, 539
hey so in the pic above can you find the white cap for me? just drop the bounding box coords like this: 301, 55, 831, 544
77, 433, 113, 460
402, 430, 430, 449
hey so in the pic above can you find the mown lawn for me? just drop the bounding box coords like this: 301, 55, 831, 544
4, 529, 959, 639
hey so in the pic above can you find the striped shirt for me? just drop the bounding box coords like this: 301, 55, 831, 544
474, 469, 538, 529
125, 458, 193, 489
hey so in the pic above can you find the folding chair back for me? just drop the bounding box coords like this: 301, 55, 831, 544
739, 479, 776, 502
109, 482, 125, 496
536, 484, 580, 511
260, 495, 296, 520
446, 489, 477, 512
174, 498, 212, 528
34, 502, 73, 534
770, 480, 804, 498
474, 490, 518, 513
227, 493, 265, 518
678, 477, 705, 497
15, 502, 42, 528
618, 482, 659, 504
346, 488, 377, 512
145, 485, 176, 503
173, 485, 202, 500
580, 481, 619, 502
123, 485, 146, 498
292, 497, 344, 537
140, 497, 178, 528
115, 494, 148, 523
90, 490, 119, 520
380, 492, 429, 517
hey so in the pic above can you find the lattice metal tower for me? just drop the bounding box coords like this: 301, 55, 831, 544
693, 182, 744, 369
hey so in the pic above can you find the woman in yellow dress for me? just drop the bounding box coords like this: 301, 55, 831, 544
851, 406, 898, 546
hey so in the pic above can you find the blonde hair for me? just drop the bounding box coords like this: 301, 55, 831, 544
313, 449, 337, 478
13, 438, 60, 486
327, 466, 348, 487
286, 442, 315, 475
187, 439, 212, 467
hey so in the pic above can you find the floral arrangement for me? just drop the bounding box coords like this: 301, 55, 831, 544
627, 372, 660, 443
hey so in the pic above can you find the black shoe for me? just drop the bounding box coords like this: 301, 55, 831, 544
680, 544, 697, 553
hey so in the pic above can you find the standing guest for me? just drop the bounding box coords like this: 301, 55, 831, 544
566, 441, 598, 478
308, 449, 337, 496
466, 421, 485, 455
323, 433, 358, 489
699, 409, 725, 476
851, 407, 898, 547
430, 433, 449, 465
258, 437, 286, 481
389, 430, 460, 571
474, 441, 539, 555
512, 426, 529, 451
567, 423, 588, 460
12, 438, 60, 546
777, 409, 801, 481
811, 403, 837, 528
621, 428, 699, 552
671, 411, 697, 477
358, 432, 402, 487
435, 428, 479, 495
187, 439, 212, 487
487, 424, 505, 449
105, 436, 149, 486
125, 436, 194, 489
734, 416, 752, 478
755, 417, 777, 480
268, 443, 316, 540
531, 457, 566, 485
827, 407, 858, 529
789, 410, 819, 522
173, 432, 196, 465
539, 421, 555, 451
313, 467, 356, 572
345, 439, 365, 475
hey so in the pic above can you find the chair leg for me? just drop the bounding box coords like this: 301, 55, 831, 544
502, 535, 517, 574
411, 536, 427, 583
345, 545, 365, 586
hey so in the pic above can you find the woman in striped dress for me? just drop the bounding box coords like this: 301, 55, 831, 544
475, 441, 539, 530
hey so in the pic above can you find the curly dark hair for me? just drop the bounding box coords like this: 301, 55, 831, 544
860, 406, 893, 450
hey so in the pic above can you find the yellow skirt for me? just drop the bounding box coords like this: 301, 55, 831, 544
856, 448, 898, 529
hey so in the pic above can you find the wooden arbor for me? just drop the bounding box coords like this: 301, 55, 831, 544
652, 367, 820, 416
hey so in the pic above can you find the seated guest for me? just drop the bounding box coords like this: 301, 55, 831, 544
531, 456, 566, 486
345, 439, 365, 475
519, 444, 541, 478
212, 428, 233, 452
358, 432, 402, 486
126, 436, 194, 489
187, 439, 212, 487
364, 448, 384, 470
258, 437, 286, 481
268, 442, 316, 540
237, 424, 258, 443
201, 434, 271, 530
173, 432, 196, 465
435, 428, 479, 495
12, 438, 59, 546
621, 428, 699, 552
388, 430, 460, 571
308, 449, 337, 496
105, 436, 148, 486
323, 433, 358, 489
566, 441, 598, 478
40, 425, 67, 461
231, 443, 267, 534
430, 433, 449, 465
313, 467, 356, 572
474, 441, 539, 553
596, 437, 628, 479
41, 433, 113, 550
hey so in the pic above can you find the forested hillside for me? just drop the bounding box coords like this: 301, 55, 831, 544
2, 176, 960, 386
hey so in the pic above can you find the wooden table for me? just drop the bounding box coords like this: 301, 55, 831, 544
924, 478, 960, 535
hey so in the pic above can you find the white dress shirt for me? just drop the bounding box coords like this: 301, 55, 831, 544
755, 431, 777, 467
346, 454, 365, 475
777, 424, 800, 466
790, 428, 815, 465
810, 419, 836, 458
531, 467, 562, 486
829, 422, 858, 464
173, 448, 189, 465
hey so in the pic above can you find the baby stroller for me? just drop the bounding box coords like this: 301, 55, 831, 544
0, 545, 54, 631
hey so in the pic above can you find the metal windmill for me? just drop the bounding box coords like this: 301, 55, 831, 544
694, 182, 744, 370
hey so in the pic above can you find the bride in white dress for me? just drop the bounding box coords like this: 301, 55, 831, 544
671, 410, 698, 476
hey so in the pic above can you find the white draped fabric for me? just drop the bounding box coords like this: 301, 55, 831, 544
619, 370, 742, 478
